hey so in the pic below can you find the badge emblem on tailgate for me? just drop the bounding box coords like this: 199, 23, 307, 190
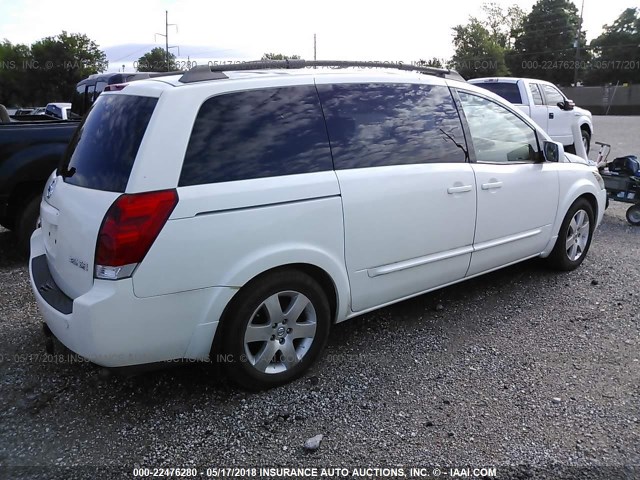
69, 257, 88, 272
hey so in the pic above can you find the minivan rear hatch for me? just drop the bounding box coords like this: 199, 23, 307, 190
42, 93, 159, 299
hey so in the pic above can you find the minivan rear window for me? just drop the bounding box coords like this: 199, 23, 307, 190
474, 82, 522, 104
61, 94, 158, 192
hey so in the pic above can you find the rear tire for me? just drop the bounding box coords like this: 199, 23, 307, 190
547, 198, 594, 271
0, 217, 14, 231
219, 269, 330, 390
626, 204, 640, 226
16, 196, 40, 257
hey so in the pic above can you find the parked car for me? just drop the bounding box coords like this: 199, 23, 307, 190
9, 107, 49, 122
44, 102, 72, 121
0, 72, 170, 254
29, 62, 606, 389
14, 108, 38, 116
0, 121, 79, 250
72, 71, 176, 118
468, 77, 593, 154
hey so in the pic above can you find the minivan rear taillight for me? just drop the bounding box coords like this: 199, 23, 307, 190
95, 190, 178, 280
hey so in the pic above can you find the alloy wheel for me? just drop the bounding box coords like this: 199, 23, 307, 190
565, 209, 590, 261
243, 291, 317, 374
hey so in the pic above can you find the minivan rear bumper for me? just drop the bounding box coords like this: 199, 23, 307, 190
29, 228, 234, 367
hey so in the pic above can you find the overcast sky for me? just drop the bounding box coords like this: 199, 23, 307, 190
0, 0, 635, 72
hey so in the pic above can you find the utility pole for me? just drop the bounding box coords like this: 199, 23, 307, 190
314, 34, 317, 61
156, 10, 178, 71
573, 0, 585, 86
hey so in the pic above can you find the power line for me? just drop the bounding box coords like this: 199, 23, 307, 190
177, 47, 241, 57
109, 44, 156, 64
155, 10, 178, 72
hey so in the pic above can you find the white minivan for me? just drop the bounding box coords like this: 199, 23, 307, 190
29, 61, 607, 389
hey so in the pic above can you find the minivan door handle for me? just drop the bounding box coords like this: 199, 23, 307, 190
549, 112, 554, 119
481, 181, 503, 190
447, 185, 473, 194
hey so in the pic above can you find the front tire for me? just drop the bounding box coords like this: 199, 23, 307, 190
219, 270, 330, 390
626, 204, 640, 226
547, 198, 594, 271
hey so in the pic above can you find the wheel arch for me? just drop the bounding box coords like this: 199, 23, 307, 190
541, 187, 601, 258
578, 191, 598, 221
209, 262, 345, 359
231, 263, 340, 323
217, 245, 351, 321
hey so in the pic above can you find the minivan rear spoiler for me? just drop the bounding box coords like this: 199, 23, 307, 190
178, 60, 466, 84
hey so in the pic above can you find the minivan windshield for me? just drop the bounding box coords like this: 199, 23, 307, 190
60, 94, 158, 192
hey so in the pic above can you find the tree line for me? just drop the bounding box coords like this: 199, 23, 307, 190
0, 34, 305, 107
1, 2, 637, 107
134, 50, 302, 72
447, 0, 639, 85
0, 32, 106, 107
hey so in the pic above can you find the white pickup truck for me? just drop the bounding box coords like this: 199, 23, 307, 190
44, 102, 72, 120
469, 77, 593, 154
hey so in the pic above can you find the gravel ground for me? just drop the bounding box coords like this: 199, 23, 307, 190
0, 116, 639, 480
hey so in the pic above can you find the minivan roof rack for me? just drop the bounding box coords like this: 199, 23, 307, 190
178, 60, 466, 83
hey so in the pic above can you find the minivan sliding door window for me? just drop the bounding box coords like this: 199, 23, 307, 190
316, 83, 468, 168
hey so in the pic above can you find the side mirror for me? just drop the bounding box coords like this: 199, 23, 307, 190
557, 99, 575, 111
543, 140, 564, 162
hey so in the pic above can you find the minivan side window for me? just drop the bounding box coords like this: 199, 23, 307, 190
458, 91, 540, 163
179, 86, 332, 186
316, 83, 467, 169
